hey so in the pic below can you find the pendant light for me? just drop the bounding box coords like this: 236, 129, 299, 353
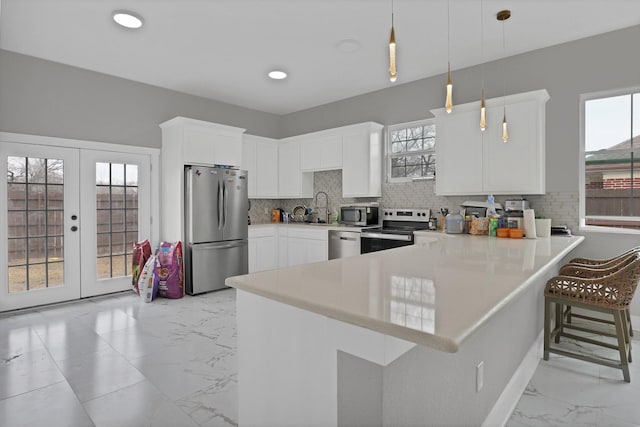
389, 0, 397, 82
445, 0, 453, 113
479, 0, 486, 131
497, 10, 511, 142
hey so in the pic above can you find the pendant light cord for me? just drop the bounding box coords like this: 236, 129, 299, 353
447, 0, 450, 67
480, 0, 484, 93
502, 17, 506, 111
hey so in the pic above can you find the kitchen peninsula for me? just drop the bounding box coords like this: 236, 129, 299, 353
227, 234, 584, 426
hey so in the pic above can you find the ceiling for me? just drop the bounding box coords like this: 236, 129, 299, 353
1, 0, 639, 115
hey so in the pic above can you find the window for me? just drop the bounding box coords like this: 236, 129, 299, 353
387, 120, 436, 182
583, 90, 640, 230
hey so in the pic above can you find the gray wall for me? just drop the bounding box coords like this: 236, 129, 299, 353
0, 49, 280, 147
280, 25, 640, 193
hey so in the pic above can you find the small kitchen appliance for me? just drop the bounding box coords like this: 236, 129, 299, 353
340, 205, 379, 226
503, 198, 530, 228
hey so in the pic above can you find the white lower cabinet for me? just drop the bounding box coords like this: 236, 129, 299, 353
249, 226, 328, 271
248, 227, 278, 273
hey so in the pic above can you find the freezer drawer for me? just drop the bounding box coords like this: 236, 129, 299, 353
186, 240, 248, 295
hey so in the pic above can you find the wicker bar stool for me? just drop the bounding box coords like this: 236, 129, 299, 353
544, 252, 640, 382
561, 247, 640, 336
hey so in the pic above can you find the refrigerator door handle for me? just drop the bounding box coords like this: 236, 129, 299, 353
217, 180, 224, 230
223, 179, 228, 230
185, 168, 194, 243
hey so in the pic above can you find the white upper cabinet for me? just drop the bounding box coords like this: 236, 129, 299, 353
160, 117, 245, 167
432, 89, 549, 196
433, 109, 483, 196
242, 121, 382, 199
243, 135, 279, 199
300, 134, 343, 171
342, 122, 384, 198
278, 139, 314, 199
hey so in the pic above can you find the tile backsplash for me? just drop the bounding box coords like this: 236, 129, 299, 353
248, 169, 579, 232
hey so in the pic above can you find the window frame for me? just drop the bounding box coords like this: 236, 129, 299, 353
386, 118, 437, 184
579, 86, 640, 233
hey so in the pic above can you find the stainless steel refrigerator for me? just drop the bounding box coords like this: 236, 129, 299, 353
184, 165, 248, 295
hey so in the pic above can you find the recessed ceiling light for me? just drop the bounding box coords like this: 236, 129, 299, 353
268, 70, 288, 80
336, 39, 361, 53
113, 11, 144, 29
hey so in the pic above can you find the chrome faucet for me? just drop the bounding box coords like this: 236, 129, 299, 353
314, 191, 329, 223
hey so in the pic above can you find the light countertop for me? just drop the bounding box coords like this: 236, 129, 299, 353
249, 222, 373, 232
227, 234, 584, 352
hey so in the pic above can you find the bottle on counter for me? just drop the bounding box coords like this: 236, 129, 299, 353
489, 217, 498, 237
445, 210, 464, 234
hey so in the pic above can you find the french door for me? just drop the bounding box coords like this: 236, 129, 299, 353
1, 143, 151, 311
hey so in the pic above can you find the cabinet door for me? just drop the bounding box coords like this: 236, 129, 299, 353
321, 136, 343, 169
287, 237, 309, 267
242, 138, 257, 198
483, 101, 543, 194
342, 132, 369, 197
278, 141, 301, 197
300, 138, 323, 171
213, 133, 242, 167
435, 110, 483, 195
254, 236, 278, 272
183, 128, 214, 165
256, 142, 279, 197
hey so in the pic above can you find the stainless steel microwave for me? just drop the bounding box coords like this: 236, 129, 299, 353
340, 206, 379, 226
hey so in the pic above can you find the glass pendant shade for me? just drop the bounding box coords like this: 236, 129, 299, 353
445, 64, 453, 113
480, 92, 487, 131
502, 110, 509, 142
389, 27, 397, 82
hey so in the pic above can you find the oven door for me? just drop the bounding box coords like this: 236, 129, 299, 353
360, 231, 413, 254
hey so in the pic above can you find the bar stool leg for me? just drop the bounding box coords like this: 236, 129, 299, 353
627, 308, 634, 337
621, 311, 632, 363
544, 297, 551, 361
555, 302, 563, 344
614, 310, 631, 382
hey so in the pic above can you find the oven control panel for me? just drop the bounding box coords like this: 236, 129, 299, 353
381, 208, 431, 222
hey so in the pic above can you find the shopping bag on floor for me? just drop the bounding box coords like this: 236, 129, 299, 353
155, 241, 184, 299
131, 239, 152, 295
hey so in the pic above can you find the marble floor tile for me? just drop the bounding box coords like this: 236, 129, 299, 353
2, 287, 640, 427
176, 380, 238, 427
83, 379, 199, 427
0, 326, 44, 359
0, 347, 65, 400
0, 381, 94, 427
57, 350, 146, 402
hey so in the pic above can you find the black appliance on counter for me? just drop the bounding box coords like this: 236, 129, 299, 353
361, 208, 431, 254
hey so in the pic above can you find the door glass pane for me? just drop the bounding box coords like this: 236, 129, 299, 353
95, 162, 139, 280
8, 183, 26, 210
8, 266, 26, 293
6, 156, 65, 293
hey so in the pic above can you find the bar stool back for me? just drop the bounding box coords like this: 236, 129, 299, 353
544, 252, 640, 382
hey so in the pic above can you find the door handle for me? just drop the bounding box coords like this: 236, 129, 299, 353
71, 226, 78, 232
217, 180, 223, 230
223, 180, 228, 229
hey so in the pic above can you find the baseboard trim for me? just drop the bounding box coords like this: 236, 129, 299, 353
482, 330, 543, 427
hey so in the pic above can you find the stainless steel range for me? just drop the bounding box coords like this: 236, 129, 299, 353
360, 208, 431, 254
